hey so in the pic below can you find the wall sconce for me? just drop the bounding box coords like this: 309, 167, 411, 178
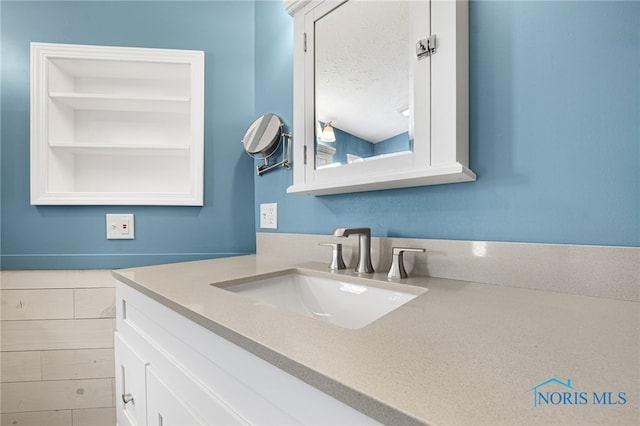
320, 121, 336, 142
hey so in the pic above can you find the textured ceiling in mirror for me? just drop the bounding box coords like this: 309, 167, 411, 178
315, 1, 410, 144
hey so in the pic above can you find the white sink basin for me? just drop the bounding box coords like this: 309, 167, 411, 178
218, 272, 426, 329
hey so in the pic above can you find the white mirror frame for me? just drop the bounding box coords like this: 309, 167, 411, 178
285, 0, 475, 196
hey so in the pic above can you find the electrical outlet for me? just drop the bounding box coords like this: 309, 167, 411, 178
106, 214, 135, 239
260, 203, 278, 229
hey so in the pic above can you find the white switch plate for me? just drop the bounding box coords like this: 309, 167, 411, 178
260, 203, 277, 229
106, 214, 135, 239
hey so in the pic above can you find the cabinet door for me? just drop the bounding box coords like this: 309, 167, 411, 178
147, 366, 247, 426
286, 1, 474, 196
146, 367, 205, 426
115, 334, 148, 426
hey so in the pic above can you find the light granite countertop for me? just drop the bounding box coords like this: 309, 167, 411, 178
113, 255, 639, 425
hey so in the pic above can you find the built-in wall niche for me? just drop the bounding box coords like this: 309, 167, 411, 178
31, 43, 204, 205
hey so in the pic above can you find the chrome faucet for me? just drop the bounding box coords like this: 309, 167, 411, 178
333, 227, 374, 274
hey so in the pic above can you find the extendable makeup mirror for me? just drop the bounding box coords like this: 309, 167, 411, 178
242, 113, 291, 175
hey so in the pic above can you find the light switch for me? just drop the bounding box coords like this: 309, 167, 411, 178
106, 214, 135, 239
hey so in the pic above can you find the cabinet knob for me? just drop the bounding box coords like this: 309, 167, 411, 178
122, 393, 134, 404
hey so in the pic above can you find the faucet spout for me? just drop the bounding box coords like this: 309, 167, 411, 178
333, 227, 374, 274
333, 227, 370, 237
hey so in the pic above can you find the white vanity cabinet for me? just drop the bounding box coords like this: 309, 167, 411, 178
115, 281, 379, 426
30, 42, 204, 205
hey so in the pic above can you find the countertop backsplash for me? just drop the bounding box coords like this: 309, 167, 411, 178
257, 232, 639, 302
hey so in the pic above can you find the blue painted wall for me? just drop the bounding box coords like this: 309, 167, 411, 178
322, 125, 374, 165
0, 1, 258, 268
375, 132, 411, 156
2, 1, 639, 271
255, 0, 639, 247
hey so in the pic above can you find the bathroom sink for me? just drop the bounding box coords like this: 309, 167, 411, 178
215, 272, 426, 329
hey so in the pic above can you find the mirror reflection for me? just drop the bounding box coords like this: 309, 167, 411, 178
315, 1, 412, 169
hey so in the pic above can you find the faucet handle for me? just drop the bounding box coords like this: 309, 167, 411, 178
319, 242, 346, 270
388, 247, 426, 279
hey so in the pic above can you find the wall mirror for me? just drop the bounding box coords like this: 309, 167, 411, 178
315, 1, 411, 170
285, 0, 476, 195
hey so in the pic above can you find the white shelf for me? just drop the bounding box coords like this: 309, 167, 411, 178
31, 42, 204, 206
49, 92, 191, 113
49, 141, 191, 155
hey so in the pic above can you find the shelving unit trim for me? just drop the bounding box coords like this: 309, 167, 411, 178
31, 42, 205, 206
